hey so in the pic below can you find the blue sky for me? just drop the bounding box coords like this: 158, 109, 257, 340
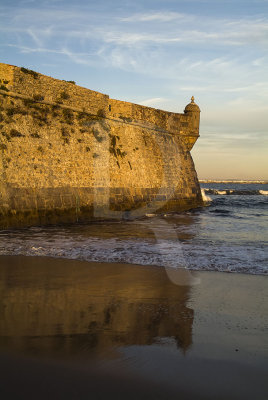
1, 0, 267, 179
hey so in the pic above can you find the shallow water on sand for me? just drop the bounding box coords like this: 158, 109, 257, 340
0, 256, 267, 399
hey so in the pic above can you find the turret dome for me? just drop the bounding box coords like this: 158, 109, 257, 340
184, 96, 200, 113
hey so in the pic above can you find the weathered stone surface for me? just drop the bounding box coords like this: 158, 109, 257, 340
0, 63, 203, 228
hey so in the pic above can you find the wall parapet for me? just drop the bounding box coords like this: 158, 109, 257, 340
0, 63, 200, 149
0, 88, 178, 135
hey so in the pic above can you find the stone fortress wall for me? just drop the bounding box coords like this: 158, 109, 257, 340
0, 63, 203, 229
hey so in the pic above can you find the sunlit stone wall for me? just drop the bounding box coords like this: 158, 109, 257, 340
0, 63, 202, 228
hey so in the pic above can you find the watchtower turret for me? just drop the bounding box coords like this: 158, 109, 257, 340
183, 96, 200, 150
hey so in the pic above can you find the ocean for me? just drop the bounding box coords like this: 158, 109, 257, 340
0, 181, 267, 276
1, 181, 268, 399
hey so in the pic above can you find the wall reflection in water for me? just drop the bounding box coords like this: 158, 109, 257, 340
0, 256, 194, 361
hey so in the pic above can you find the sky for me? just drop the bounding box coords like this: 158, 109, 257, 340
0, 0, 267, 180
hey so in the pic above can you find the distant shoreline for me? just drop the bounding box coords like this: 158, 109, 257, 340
199, 179, 268, 184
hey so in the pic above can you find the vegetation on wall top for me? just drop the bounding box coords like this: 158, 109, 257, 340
20, 67, 39, 79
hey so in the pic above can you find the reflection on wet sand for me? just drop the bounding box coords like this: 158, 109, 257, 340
0, 256, 194, 360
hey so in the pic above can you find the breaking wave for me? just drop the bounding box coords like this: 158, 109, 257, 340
201, 188, 212, 203
200, 180, 268, 184
203, 188, 268, 196
0, 230, 267, 276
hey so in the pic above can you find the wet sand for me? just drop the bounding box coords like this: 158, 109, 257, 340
0, 255, 267, 399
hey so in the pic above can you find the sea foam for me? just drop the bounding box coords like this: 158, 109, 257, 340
201, 188, 212, 203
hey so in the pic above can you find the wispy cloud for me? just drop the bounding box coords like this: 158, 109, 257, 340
2, 6, 267, 48
26, 29, 45, 47
7, 43, 67, 55
139, 97, 167, 106
2, 5, 267, 93
117, 12, 268, 47
119, 12, 189, 22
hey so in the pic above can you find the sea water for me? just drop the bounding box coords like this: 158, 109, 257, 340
0, 182, 267, 275
0, 182, 268, 400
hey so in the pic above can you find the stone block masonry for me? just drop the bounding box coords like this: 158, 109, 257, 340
0, 63, 203, 229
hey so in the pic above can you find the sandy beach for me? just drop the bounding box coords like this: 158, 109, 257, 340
0, 255, 267, 399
